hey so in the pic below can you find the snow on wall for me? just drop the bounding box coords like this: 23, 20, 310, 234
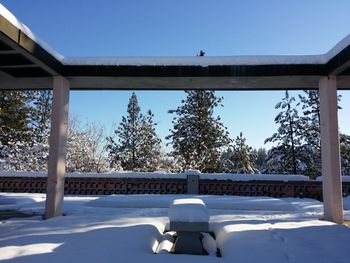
0, 171, 310, 182
1, 3, 350, 67
316, 176, 350, 182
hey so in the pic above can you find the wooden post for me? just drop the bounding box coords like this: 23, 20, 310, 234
319, 76, 343, 224
44, 76, 70, 219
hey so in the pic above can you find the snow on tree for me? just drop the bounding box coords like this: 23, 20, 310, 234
66, 118, 110, 173
220, 132, 259, 174
0, 90, 31, 151
297, 90, 322, 177
264, 91, 306, 174
157, 154, 183, 172
297, 90, 343, 178
26, 91, 52, 171
251, 147, 267, 172
166, 90, 231, 172
107, 93, 161, 171
0, 90, 51, 171
340, 134, 350, 175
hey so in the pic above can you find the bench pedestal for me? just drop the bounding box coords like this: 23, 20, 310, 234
174, 231, 203, 254
169, 198, 209, 255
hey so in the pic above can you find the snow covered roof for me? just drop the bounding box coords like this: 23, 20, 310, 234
0, 3, 350, 89
62, 34, 350, 66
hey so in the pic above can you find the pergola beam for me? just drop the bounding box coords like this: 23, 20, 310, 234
44, 76, 70, 219
67, 75, 324, 90
319, 76, 343, 224
0, 77, 53, 90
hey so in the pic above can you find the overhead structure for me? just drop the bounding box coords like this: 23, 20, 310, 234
0, 4, 350, 222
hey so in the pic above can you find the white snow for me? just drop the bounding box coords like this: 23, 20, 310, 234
61, 55, 327, 66
85, 195, 296, 211
201, 232, 217, 255
169, 198, 209, 223
0, 171, 310, 181
199, 173, 310, 182
343, 196, 350, 210
316, 176, 350, 182
1, 193, 350, 262
155, 231, 175, 254
1, 3, 350, 67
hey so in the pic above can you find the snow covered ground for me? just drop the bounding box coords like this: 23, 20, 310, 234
1, 193, 350, 263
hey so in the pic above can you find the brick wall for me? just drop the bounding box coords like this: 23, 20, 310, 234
1, 176, 350, 200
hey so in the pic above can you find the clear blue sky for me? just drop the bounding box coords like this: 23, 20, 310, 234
2, 0, 350, 150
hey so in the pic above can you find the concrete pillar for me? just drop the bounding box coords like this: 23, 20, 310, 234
319, 76, 343, 224
187, 174, 199, 194
44, 76, 70, 219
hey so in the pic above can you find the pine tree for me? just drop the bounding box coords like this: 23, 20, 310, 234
298, 90, 342, 178
27, 91, 52, 171
340, 134, 350, 175
0, 91, 31, 149
0, 91, 32, 170
166, 90, 231, 172
220, 132, 259, 173
138, 110, 162, 171
107, 93, 161, 171
265, 91, 305, 174
298, 90, 322, 177
251, 147, 267, 172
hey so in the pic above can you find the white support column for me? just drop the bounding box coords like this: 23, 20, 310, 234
44, 76, 70, 219
319, 76, 343, 224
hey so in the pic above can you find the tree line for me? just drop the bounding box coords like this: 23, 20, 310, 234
1, 89, 350, 178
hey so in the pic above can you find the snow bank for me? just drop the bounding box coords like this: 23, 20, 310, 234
86, 195, 296, 212
0, 193, 45, 213
215, 220, 350, 263
0, 171, 310, 182
1, 193, 350, 263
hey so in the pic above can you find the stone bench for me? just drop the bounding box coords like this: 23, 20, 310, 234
168, 198, 209, 254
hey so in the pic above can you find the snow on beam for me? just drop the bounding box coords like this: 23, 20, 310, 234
319, 76, 343, 224
44, 76, 69, 219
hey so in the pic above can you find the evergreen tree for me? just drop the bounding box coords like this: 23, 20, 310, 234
107, 93, 142, 170
340, 134, 350, 175
27, 91, 52, 170
251, 147, 267, 172
298, 90, 342, 178
265, 91, 305, 174
0, 91, 31, 150
0, 91, 34, 170
166, 90, 231, 172
298, 90, 322, 176
221, 132, 259, 173
138, 110, 162, 171
107, 93, 161, 171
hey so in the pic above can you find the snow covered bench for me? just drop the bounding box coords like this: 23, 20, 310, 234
168, 198, 209, 254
